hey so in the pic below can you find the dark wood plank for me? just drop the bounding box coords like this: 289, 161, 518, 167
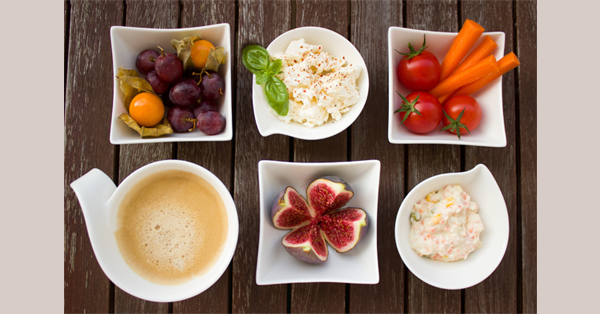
64, 1, 123, 312
461, 1, 518, 312
232, 1, 291, 312
113, 0, 180, 312
406, 146, 461, 314
405, 1, 462, 312
290, 1, 349, 311
175, 0, 236, 312
348, 0, 405, 312
516, 1, 537, 312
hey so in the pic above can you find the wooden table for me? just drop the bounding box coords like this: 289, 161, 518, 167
64, 0, 537, 312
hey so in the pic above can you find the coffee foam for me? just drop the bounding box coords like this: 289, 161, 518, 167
116, 170, 228, 285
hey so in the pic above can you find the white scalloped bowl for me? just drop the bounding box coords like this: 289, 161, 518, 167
252, 27, 369, 140
395, 164, 509, 290
109, 24, 232, 144
388, 26, 506, 147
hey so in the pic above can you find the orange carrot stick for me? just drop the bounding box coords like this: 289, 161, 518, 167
453, 52, 520, 97
439, 19, 485, 81
429, 55, 499, 98
449, 35, 497, 77
438, 91, 456, 105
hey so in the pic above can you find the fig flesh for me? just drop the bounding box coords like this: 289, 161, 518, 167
271, 176, 368, 264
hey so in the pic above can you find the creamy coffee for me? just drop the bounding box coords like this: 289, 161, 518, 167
115, 169, 228, 285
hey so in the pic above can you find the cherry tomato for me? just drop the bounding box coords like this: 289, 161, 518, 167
191, 40, 215, 69
396, 35, 440, 92
129, 92, 165, 127
441, 95, 482, 138
395, 91, 442, 134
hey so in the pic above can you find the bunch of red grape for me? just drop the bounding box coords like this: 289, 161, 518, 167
135, 45, 226, 135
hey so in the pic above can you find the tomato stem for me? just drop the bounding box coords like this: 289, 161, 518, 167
394, 91, 423, 125
394, 34, 428, 60
440, 108, 470, 139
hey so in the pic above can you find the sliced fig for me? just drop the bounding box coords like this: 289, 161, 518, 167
271, 176, 368, 264
307, 176, 354, 216
282, 224, 328, 264
320, 208, 368, 253
271, 186, 314, 229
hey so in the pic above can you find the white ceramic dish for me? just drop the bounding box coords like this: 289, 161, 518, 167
388, 26, 506, 147
252, 27, 369, 140
109, 24, 232, 144
395, 164, 509, 290
70, 160, 239, 302
256, 160, 380, 285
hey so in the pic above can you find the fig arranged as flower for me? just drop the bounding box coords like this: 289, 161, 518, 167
271, 176, 368, 264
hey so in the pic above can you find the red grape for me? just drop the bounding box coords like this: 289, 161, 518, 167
197, 111, 225, 135
167, 106, 196, 133
200, 72, 225, 100
169, 78, 201, 107
135, 49, 158, 75
155, 48, 183, 83
193, 99, 218, 117
146, 71, 169, 95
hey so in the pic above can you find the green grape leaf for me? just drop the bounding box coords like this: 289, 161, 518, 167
264, 76, 289, 116
115, 67, 154, 111
204, 46, 227, 72
171, 35, 202, 70
118, 114, 174, 138
242, 45, 271, 75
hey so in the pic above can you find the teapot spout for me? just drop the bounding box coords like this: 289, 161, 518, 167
70, 169, 116, 222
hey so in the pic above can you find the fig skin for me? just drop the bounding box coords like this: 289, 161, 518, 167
271, 187, 288, 222
322, 208, 369, 253
271, 176, 369, 264
283, 245, 327, 264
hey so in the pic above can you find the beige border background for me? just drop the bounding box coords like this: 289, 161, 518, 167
2, 0, 598, 312
538, 0, 599, 312
1, 0, 63, 312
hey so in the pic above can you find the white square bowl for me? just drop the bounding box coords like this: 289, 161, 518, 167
256, 160, 381, 285
252, 27, 369, 140
395, 164, 510, 290
109, 24, 232, 144
388, 27, 506, 147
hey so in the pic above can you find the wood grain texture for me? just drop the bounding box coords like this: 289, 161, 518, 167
516, 1, 537, 312
64, 1, 123, 313
461, 1, 518, 313
113, 1, 179, 312
404, 1, 462, 312
293, 0, 349, 164
232, 1, 291, 312
290, 1, 349, 311
349, 0, 406, 312
175, 0, 236, 312
406, 146, 461, 314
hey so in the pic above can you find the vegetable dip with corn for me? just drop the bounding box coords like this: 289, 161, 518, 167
409, 184, 484, 262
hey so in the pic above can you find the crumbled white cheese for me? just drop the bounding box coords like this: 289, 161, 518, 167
272, 39, 361, 128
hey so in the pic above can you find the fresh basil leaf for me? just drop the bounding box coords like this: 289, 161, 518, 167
267, 59, 282, 76
256, 73, 272, 85
264, 77, 289, 116
242, 45, 270, 75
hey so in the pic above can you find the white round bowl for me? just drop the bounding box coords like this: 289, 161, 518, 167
252, 26, 369, 140
395, 164, 509, 290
